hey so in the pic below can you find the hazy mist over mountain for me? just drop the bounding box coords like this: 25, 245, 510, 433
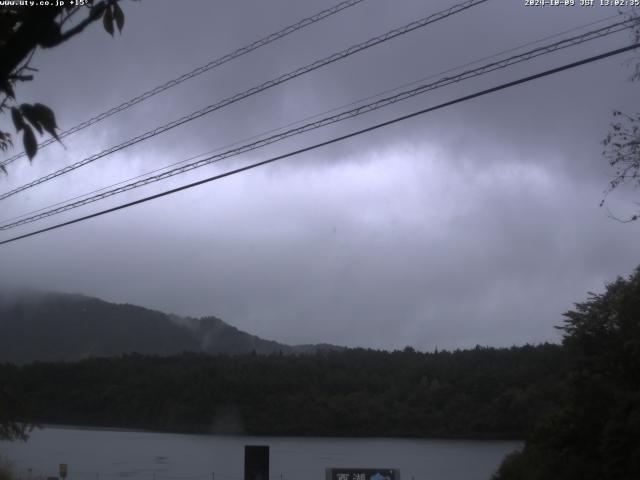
0, 290, 340, 363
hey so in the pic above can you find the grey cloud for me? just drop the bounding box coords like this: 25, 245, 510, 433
1, 0, 639, 350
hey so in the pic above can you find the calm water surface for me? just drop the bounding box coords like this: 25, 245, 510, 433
0, 427, 520, 480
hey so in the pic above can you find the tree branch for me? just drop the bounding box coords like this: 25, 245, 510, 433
43, 2, 108, 48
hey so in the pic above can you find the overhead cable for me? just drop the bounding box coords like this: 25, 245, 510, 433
0, 0, 367, 168
2, 11, 623, 227
0, 0, 490, 201
1, 17, 635, 231
1, 41, 638, 246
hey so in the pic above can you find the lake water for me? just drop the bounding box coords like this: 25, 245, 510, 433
0, 427, 520, 480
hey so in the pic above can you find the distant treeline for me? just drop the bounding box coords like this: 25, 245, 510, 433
0, 344, 567, 438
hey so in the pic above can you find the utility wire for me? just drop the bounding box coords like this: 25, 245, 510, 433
0, 0, 367, 169
0, 0, 490, 201
1, 17, 631, 228
1, 12, 625, 227
1, 17, 635, 231
1, 42, 638, 246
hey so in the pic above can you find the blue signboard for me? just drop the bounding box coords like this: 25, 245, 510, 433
326, 468, 399, 480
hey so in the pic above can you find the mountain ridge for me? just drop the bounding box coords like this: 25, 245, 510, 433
0, 289, 342, 363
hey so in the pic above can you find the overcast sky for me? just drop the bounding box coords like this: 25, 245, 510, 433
1, 0, 639, 350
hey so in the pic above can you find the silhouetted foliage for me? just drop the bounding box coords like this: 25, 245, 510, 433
0, 1, 133, 437
0, 365, 33, 442
493, 267, 640, 480
0, 343, 567, 439
0, 0, 131, 166
601, 11, 640, 221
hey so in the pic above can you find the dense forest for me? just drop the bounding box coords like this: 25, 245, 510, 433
0, 343, 566, 439
2, 268, 638, 479
494, 267, 640, 480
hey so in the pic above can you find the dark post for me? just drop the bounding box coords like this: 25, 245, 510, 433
244, 445, 269, 480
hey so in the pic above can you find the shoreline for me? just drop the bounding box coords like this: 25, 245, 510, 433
28, 423, 525, 442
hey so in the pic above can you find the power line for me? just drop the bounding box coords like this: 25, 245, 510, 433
0, 0, 490, 201
1, 17, 632, 228
2, 12, 624, 227
1, 17, 635, 231
3, 14, 618, 216
0, 149, 224, 225
0, 0, 367, 169
1, 42, 637, 247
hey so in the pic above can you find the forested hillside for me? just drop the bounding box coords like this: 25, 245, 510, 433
1, 344, 566, 438
0, 291, 336, 362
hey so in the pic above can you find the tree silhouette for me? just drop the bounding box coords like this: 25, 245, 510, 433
0, 1, 131, 440
0, 0, 130, 169
493, 266, 640, 480
601, 12, 640, 222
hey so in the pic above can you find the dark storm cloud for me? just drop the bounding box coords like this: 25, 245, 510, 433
1, 0, 639, 350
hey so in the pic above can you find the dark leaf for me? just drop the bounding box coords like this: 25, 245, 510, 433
87, 1, 105, 22
113, 1, 124, 33
103, 5, 114, 36
20, 104, 43, 135
11, 107, 24, 132
22, 124, 37, 161
0, 164, 6, 175
1, 80, 15, 99
0, 131, 11, 153
32, 103, 60, 141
